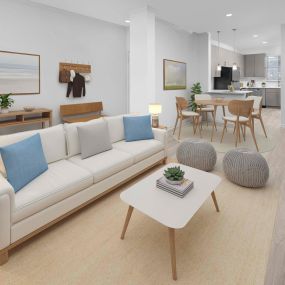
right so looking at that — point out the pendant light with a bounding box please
[232,28,238,70]
[216,31,222,76]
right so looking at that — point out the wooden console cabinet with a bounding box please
[0,108,52,130]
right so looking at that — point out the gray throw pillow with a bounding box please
[77,121,112,159]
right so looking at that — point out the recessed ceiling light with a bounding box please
[125,20,131,23]
[226,13,233,17]
[253,34,259,38]
[262,41,268,44]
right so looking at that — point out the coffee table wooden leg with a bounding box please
[121,206,134,240]
[211,191,220,212]
[168,227,177,280]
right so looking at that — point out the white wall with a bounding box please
[0,0,128,134]
[155,20,209,127]
[281,24,285,127]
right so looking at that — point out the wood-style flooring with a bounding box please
[264,108,285,285]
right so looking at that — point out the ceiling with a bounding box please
[30,0,284,54]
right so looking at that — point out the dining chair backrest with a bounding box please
[195,94,211,101]
[247,95,262,111]
[176,97,188,111]
[228,100,254,118]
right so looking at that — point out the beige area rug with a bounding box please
[173,122,278,153]
[0,154,280,285]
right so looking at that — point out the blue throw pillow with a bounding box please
[0,134,48,193]
[123,115,154,142]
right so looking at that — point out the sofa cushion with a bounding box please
[104,115,125,143]
[123,115,154,142]
[77,121,112,159]
[0,134,48,193]
[69,149,134,183]
[113,139,164,163]
[13,160,93,223]
[0,124,66,177]
[64,118,104,157]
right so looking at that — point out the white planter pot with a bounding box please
[165,178,184,185]
[1,108,9,114]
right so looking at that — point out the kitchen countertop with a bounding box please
[207,90,253,95]
[241,87,281,89]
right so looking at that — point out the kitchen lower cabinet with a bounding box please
[266,88,281,107]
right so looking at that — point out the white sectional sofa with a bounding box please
[0,115,167,264]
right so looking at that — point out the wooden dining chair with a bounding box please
[247,95,267,138]
[220,100,259,151]
[173,97,201,140]
[195,94,217,129]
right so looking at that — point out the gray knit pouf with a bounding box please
[223,148,269,188]
[176,139,217,171]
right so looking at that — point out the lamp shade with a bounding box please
[148,104,162,115]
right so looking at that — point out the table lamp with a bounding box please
[148,103,162,128]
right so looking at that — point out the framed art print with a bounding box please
[0,50,40,95]
[163,59,186,90]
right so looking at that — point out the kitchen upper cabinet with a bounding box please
[254,54,266,77]
[244,53,265,77]
[244,55,255,77]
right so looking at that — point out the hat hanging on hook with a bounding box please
[70,70,76,82]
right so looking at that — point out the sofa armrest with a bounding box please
[0,174,14,250]
[0,173,15,208]
[152,128,167,147]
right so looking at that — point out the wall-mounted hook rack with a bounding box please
[59,62,91,73]
[59,62,92,83]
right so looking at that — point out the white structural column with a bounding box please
[196,32,211,92]
[281,24,285,127]
[129,7,156,113]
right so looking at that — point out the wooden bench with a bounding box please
[60,102,103,123]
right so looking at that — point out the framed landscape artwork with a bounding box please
[163,59,186,90]
[0,50,40,95]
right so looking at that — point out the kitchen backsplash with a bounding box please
[240,78,280,88]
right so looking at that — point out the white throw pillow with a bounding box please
[104,115,125,143]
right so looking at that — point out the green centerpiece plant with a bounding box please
[0,94,14,113]
[189,82,202,111]
[164,166,185,185]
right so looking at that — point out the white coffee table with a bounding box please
[120,163,221,280]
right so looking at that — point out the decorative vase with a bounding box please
[166,178,184,185]
[1,108,9,114]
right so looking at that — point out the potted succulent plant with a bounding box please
[0,93,14,113]
[163,166,185,185]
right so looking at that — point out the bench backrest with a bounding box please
[60,102,103,123]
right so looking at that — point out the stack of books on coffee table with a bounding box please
[156,177,194,198]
